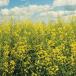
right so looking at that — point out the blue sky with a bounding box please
[7,0,53,8]
[0,0,76,21]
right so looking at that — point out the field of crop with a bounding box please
[0,18,76,76]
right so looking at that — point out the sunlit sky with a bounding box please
[0,0,76,21]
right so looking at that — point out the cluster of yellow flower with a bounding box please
[0,19,76,76]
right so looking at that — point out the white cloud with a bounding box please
[53,0,76,7]
[0,0,9,6]
[40,11,63,17]
[1,8,9,16]
[1,5,51,16]
[40,10,76,20]
[50,0,76,19]
[1,4,76,21]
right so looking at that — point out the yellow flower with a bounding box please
[71,42,76,54]
[3,62,8,72]
[48,40,55,47]
[48,65,59,75]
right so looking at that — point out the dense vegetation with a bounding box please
[0,18,76,76]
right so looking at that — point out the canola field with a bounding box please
[0,19,76,76]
